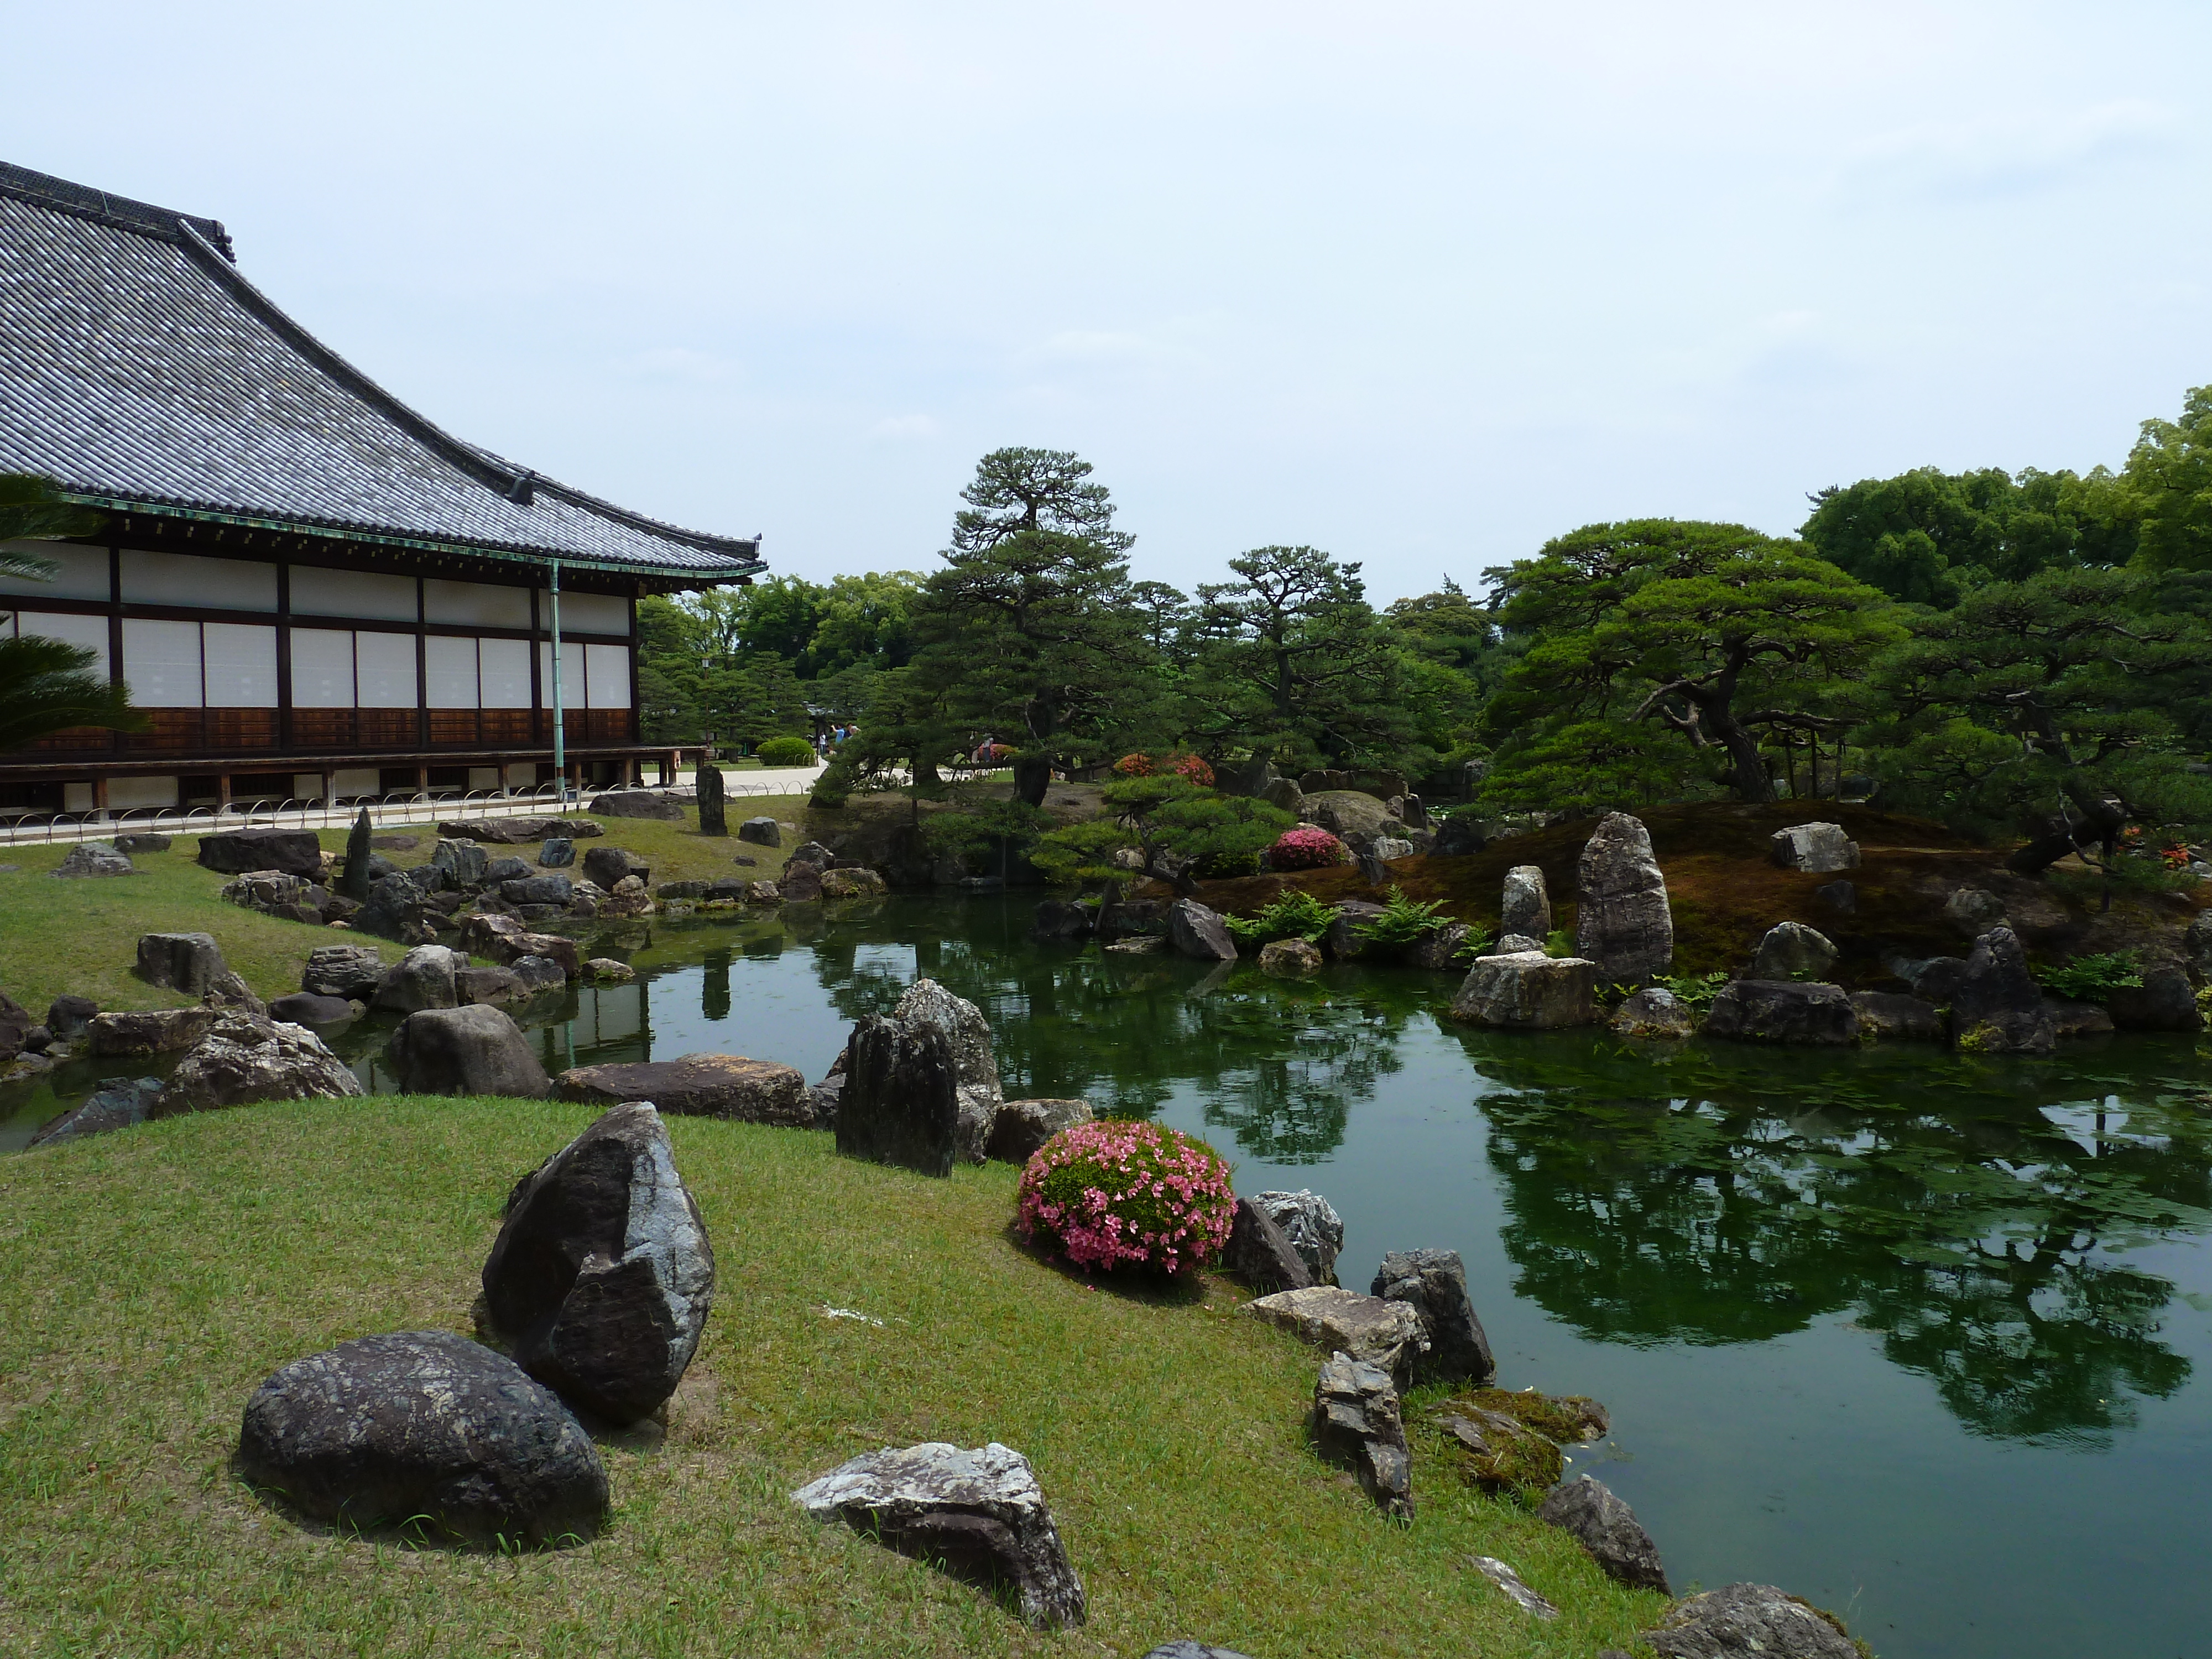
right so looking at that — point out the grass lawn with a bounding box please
[0,796,811,1018]
[0,1100,1668,1658]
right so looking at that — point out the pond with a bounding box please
[7,892,2211,1659]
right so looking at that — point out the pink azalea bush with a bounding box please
[1113,752,1217,786]
[1018,1120,1237,1276]
[1269,825,1349,870]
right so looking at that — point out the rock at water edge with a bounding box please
[1371,1248,1494,1386]
[156,1011,367,1112]
[197,827,323,878]
[373,945,465,1014]
[387,1005,551,1097]
[1449,952,1600,1029]
[1611,985,1694,1040]
[1250,1188,1344,1283]
[553,1053,814,1125]
[891,978,1003,1162]
[1702,980,1860,1046]
[1244,1286,1427,1390]
[1747,921,1838,982]
[1575,812,1672,981]
[1951,926,2055,1053]
[1312,1351,1412,1521]
[791,1442,1086,1630]
[482,1102,716,1424]
[29,1077,164,1147]
[1851,991,1943,1042]
[836,1014,959,1177]
[1258,937,1323,976]
[985,1098,1092,1164]
[1640,1582,1862,1659]
[1223,1197,1313,1295]
[1167,899,1238,962]
[1537,1475,1669,1592]
[237,1329,607,1544]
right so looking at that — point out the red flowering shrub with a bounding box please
[1114,752,1215,786]
[1017,1120,1236,1276]
[1269,826,1349,870]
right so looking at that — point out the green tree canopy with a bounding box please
[1481,519,1906,805]
[2125,384,2212,574]
[1030,775,1293,893]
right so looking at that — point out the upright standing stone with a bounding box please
[1371,1249,1495,1386]
[481,1103,716,1425]
[339,808,374,901]
[135,932,229,997]
[1575,812,1673,982]
[697,766,727,836]
[836,1014,960,1176]
[1500,865,1551,938]
[1747,921,1838,981]
[1951,926,2055,1053]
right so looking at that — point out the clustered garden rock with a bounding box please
[1251,1188,1344,1283]
[1244,1285,1427,1390]
[1312,1350,1412,1520]
[828,979,1002,1175]
[1637,1582,1865,1658]
[156,1010,366,1114]
[1371,1248,1495,1386]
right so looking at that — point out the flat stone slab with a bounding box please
[551,1054,814,1125]
[1244,1286,1426,1386]
[792,1442,1085,1630]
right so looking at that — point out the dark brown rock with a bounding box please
[1372,1248,1494,1387]
[87,1006,218,1057]
[389,1005,551,1097]
[1703,980,1859,1045]
[984,1098,1093,1164]
[1223,1197,1313,1294]
[834,1014,959,1177]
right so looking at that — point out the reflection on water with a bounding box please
[6,892,2211,1658]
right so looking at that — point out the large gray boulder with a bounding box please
[581,846,648,890]
[482,1102,716,1425]
[836,1014,959,1176]
[791,1442,1086,1630]
[1223,1197,1313,1294]
[737,816,782,848]
[373,945,465,1014]
[1951,926,2054,1053]
[1575,812,1673,981]
[197,827,322,878]
[387,1005,550,1097]
[1312,1351,1412,1521]
[1747,921,1838,982]
[1500,864,1551,938]
[1371,1248,1494,1387]
[87,1006,217,1057]
[236,1330,607,1544]
[501,874,573,906]
[553,1054,815,1125]
[135,932,229,997]
[1703,981,1860,1045]
[1167,899,1238,963]
[1245,1287,1428,1391]
[984,1098,1092,1164]
[53,841,133,878]
[430,838,490,890]
[2106,963,2206,1033]
[29,1077,164,1148]
[1539,1476,1668,1592]
[156,1010,367,1113]
[1251,1188,1344,1284]
[357,868,435,941]
[891,979,1003,1162]
[1769,822,1860,874]
[302,943,388,1000]
[1639,1582,1863,1658]
[1449,951,1601,1029]
[442,816,602,845]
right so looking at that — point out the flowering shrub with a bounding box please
[1018,1120,1236,1276]
[1269,826,1349,870]
[1114,752,1216,786]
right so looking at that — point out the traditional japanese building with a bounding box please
[0,160,763,818]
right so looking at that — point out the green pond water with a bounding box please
[7,892,2211,1658]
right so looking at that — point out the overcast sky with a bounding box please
[10,2,2209,603]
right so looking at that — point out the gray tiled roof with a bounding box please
[0,162,763,582]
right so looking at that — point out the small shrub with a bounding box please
[1451,924,1495,963]
[1115,753,1215,786]
[1353,886,1454,948]
[2032,951,2145,1003]
[1196,845,1260,879]
[1226,888,1338,945]
[1269,826,1349,870]
[754,735,815,766]
[1017,1120,1237,1276]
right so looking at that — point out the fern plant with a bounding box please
[1225,888,1337,945]
[1353,886,1454,948]
[2031,951,2145,1003]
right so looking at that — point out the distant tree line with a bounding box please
[629,385,2212,867]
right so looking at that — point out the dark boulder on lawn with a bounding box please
[588,790,685,821]
[501,874,573,907]
[482,1102,715,1425]
[1371,1248,1495,1387]
[1311,1351,1412,1521]
[135,932,231,997]
[156,1010,367,1113]
[1538,1475,1669,1592]
[1222,1197,1312,1295]
[1950,926,2054,1054]
[1167,899,1238,963]
[1639,1582,1863,1658]
[113,832,171,855]
[44,994,98,1043]
[443,816,602,845]
[197,827,322,878]
[267,992,358,1026]
[388,1005,550,1097]
[581,846,648,890]
[835,1014,959,1177]
[539,836,575,868]
[890,978,1003,1163]
[737,816,781,847]
[791,1442,1086,1630]
[301,944,387,1001]
[1703,980,1860,1045]
[237,1329,607,1545]
[29,1077,164,1148]
[0,990,34,1061]
[552,1053,813,1124]
[87,1006,217,1057]
[984,1098,1093,1164]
